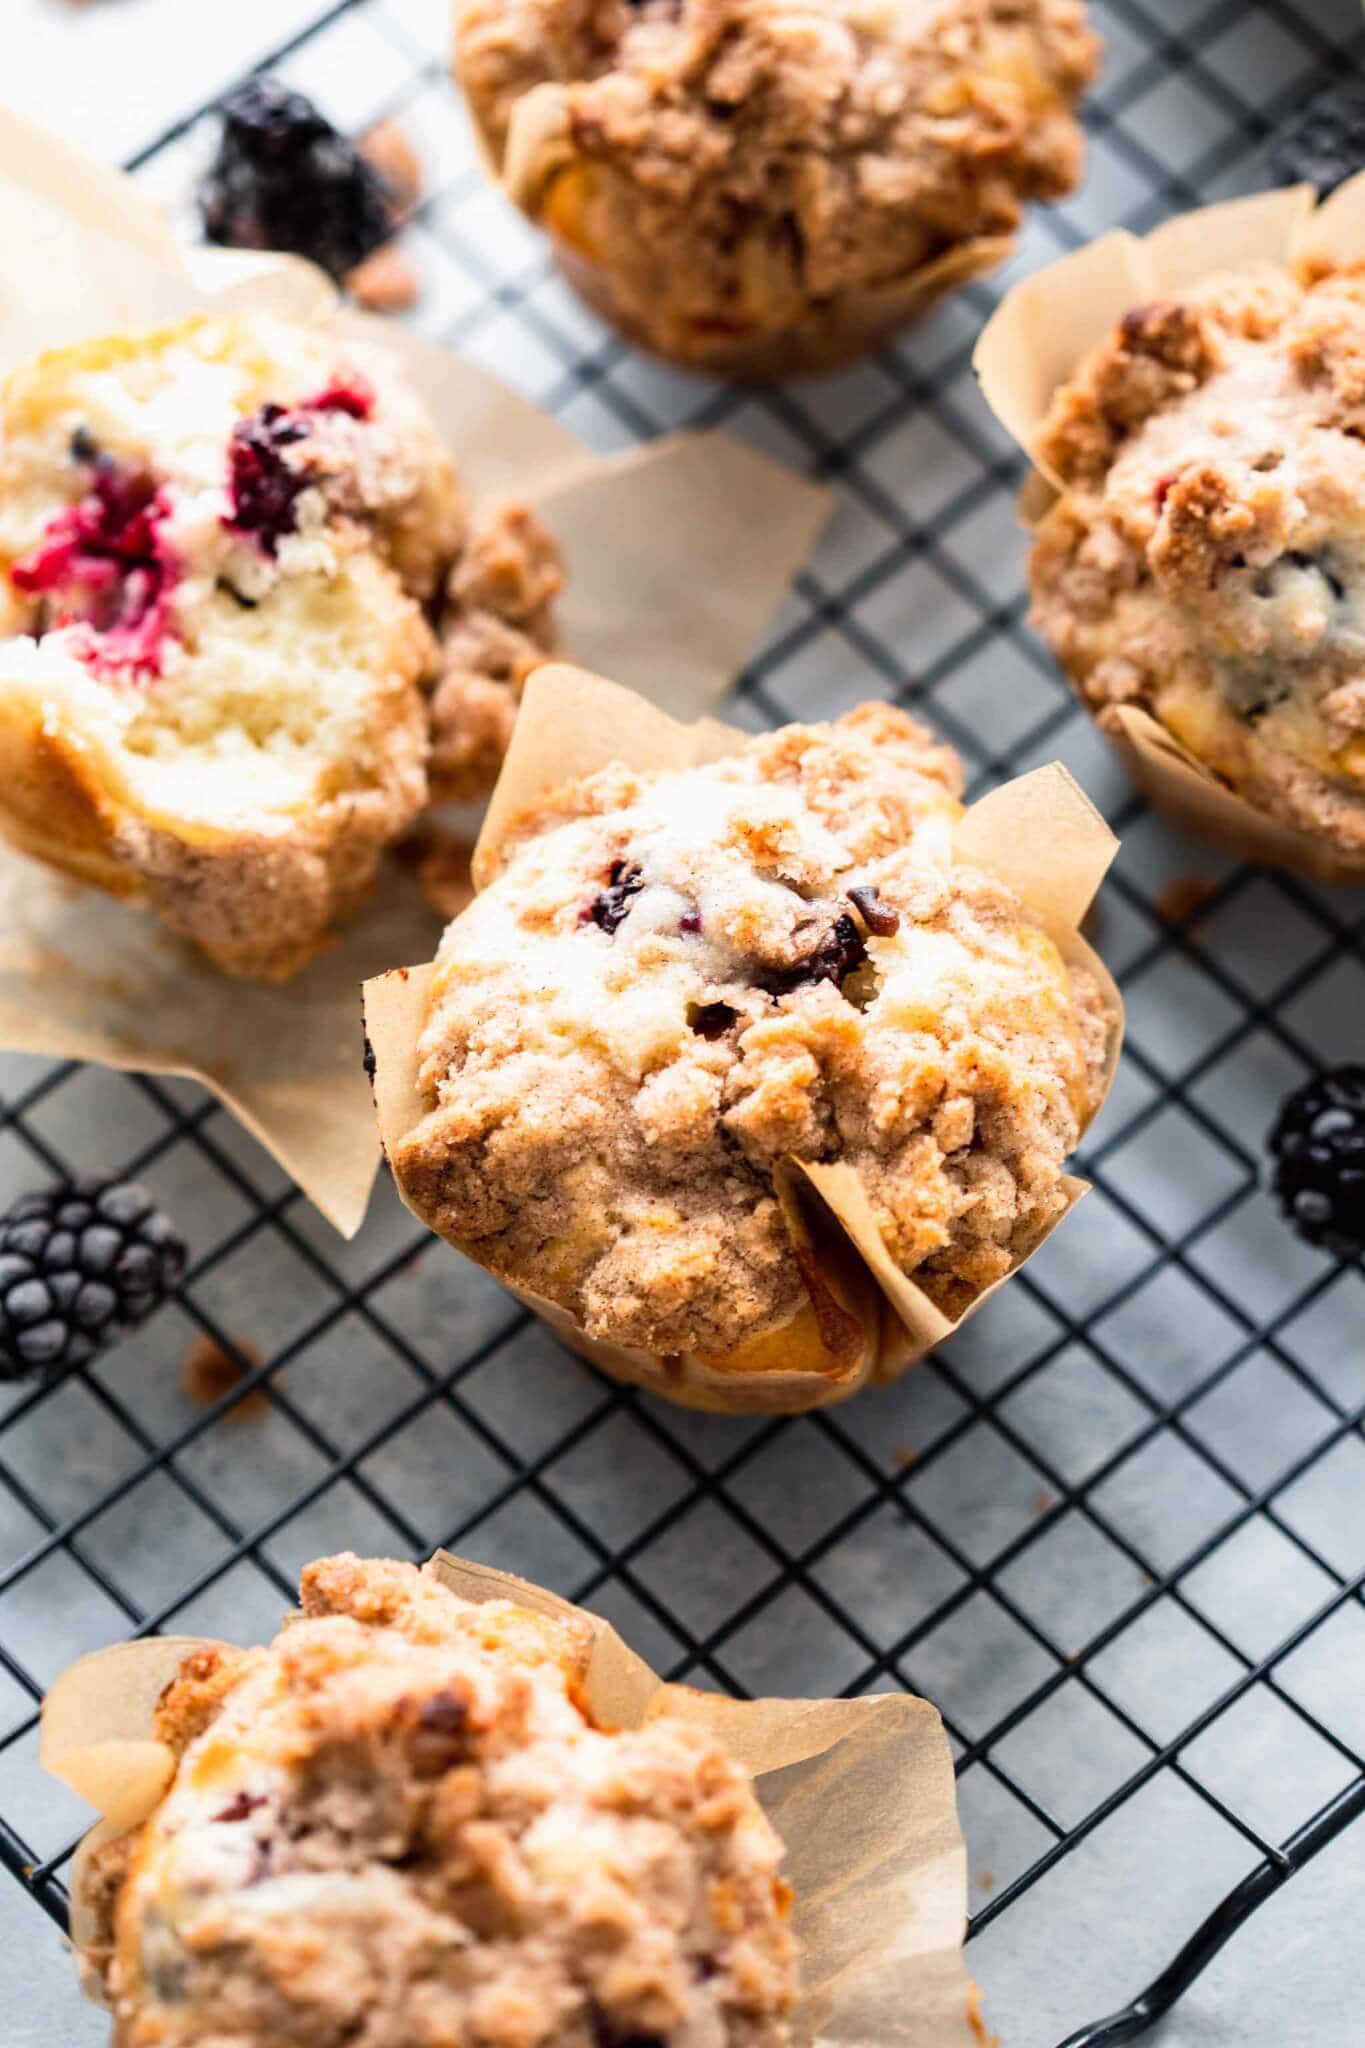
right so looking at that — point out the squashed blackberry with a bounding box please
[199,79,396,283]
[1268,80,1365,198]
[0,1177,187,1380]
[1269,1066,1365,1258]
[225,403,312,554]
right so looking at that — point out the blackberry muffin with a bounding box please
[1029,263,1365,863]
[78,1553,798,2048]
[455,0,1100,377]
[0,312,463,977]
[388,702,1113,1393]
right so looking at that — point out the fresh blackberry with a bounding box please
[198,78,396,283]
[1267,80,1365,198]
[1268,1066,1365,1259]
[0,1177,186,1381]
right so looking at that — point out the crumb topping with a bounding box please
[1030,261,1365,850]
[457,0,1098,358]
[430,501,564,800]
[84,1554,796,2048]
[393,705,1111,1355]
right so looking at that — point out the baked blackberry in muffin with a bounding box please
[455,0,1100,376]
[390,703,1113,1365]
[1030,264,1365,860]
[0,313,467,978]
[79,1553,798,2048]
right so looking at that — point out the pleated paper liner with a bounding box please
[364,664,1124,1416]
[484,79,1012,379]
[974,173,1365,882]
[42,1550,988,2046]
[0,111,829,1236]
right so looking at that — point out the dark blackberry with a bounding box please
[198,78,396,283]
[582,861,645,935]
[225,403,312,554]
[0,1177,187,1381]
[1267,80,1365,198]
[1268,1066,1365,1259]
[769,911,868,994]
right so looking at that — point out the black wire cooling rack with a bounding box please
[1,2,1364,2043]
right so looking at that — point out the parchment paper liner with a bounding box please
[364,665,1123,1415]
[43,1551,985,2045]
[0,113,829,1236]
[482,80,1012,379]
[974,174,1365,881]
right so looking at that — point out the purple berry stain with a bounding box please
[11,446,179,680]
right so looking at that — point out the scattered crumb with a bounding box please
[1032,1489,1058,1514]
[975,1867,995,1895]
[1156,875,1216,925]
[361,119,423,215]
[893,1443,916,1471]
[397,828,477,920]
[347,241,421,311]
[966,1986,999,2048]
[183,1334,267,1421]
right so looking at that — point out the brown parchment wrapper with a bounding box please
[485,80,1013,380]
[364,665,1123,1415]
[42,1552,985,2045]
[973,174,1365,881]
[0,114,829,1236]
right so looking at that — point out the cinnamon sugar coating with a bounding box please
[83,1554,797,2048]
[456,0,1099,372]
[1031,261,1365,854]
[393,706,1111,1357]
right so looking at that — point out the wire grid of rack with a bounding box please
[2,1,1364,2042]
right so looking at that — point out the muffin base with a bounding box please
[552,235,1014,381]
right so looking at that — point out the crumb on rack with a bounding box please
[347,242,421,311]
[395,827,476,920]
[1156,876,1217,925]
[361,120,423,215]
[183,1333,267,1420]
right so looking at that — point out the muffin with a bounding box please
[0,312,465,977]
[385,697,1114,1399]
[454,0,1101,377]
[77,1553,798,2048]
[1027,263,1365,865]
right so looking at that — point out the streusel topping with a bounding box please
[458,0,1099,358]
[85,1554,797,2048]
[1031,262,1365,851]
[393,705,1111,1356]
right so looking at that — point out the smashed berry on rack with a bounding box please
[198,78,398,282]
[1269,1065,1365,1259]
[0,1177,186,1380]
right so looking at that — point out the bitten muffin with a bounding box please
[391,705,1112,1360]
[0,313,464,977]
[80,1554,798,2048]
[1030,263,1365,859]
[455,0,1100,376]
